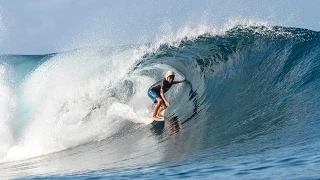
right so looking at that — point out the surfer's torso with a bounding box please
[149,78,172,94]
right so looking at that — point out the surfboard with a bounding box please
[145,109,165,125]
[145,117,164,125]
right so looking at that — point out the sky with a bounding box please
[0,0,319,54]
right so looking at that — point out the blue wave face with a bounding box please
[1,26,320,179]
[136,25,320,156]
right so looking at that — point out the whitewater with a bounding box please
[1,21,320,179]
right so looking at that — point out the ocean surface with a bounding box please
[0,25,320,179]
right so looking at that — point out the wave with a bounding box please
[135,25,320,156]
[0,24,320,169]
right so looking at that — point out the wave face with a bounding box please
[1,26,320,179]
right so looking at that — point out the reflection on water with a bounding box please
[150,116,181,136]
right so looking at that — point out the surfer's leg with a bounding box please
[148,90,164,120]
[152,97,163,120]
[157,105,166,117]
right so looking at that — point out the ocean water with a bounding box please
[0,24,320,179]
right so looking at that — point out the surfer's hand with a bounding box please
[165,101,170,107]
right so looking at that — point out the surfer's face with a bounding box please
[167,75,174,83]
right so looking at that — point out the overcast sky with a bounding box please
[0,0,319,54]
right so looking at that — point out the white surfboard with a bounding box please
[145,117,164,125]
[145,109,165,125]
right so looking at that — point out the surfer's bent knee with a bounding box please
[156,97,163,104]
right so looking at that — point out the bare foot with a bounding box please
[152,116,162,120]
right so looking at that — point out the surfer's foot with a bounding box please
[152,116,162,120]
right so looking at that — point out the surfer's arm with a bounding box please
[160,88,170,106]
[172,79,185,84]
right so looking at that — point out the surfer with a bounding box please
[147,70,185,120]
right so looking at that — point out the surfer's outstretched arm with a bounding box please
[172,79,185,84]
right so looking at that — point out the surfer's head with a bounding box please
[165,70,175,83]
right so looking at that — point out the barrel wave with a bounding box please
[1,25,320,179]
